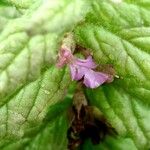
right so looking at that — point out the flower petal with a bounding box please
[76,56,97,69]
[83,70,109,88]
[69,65,85,81]
[56,46,74,68]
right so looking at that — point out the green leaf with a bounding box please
[1,82,75,150]
[81,137,137,150]
[0,6,21,32]
[0,0,89,105]
[0,67,71,148]
[2,110,69,150]
[0,0,89,148]
[0,0,37,9]
[75,0,150,149]
[26,112,69,150]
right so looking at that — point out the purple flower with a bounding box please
[56,47,109,89]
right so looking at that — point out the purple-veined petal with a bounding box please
[76,56,97,69]
[75,66,85,80]
[69,65,85,81]
[83,69,109,88]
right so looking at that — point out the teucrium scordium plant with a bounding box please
[0,0,150,150]
[56,34,114,88]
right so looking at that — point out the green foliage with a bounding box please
[75,0,150,149]
[0,0,150,149]
[0,0,89,149]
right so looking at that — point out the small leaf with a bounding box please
[75,0,150,149]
